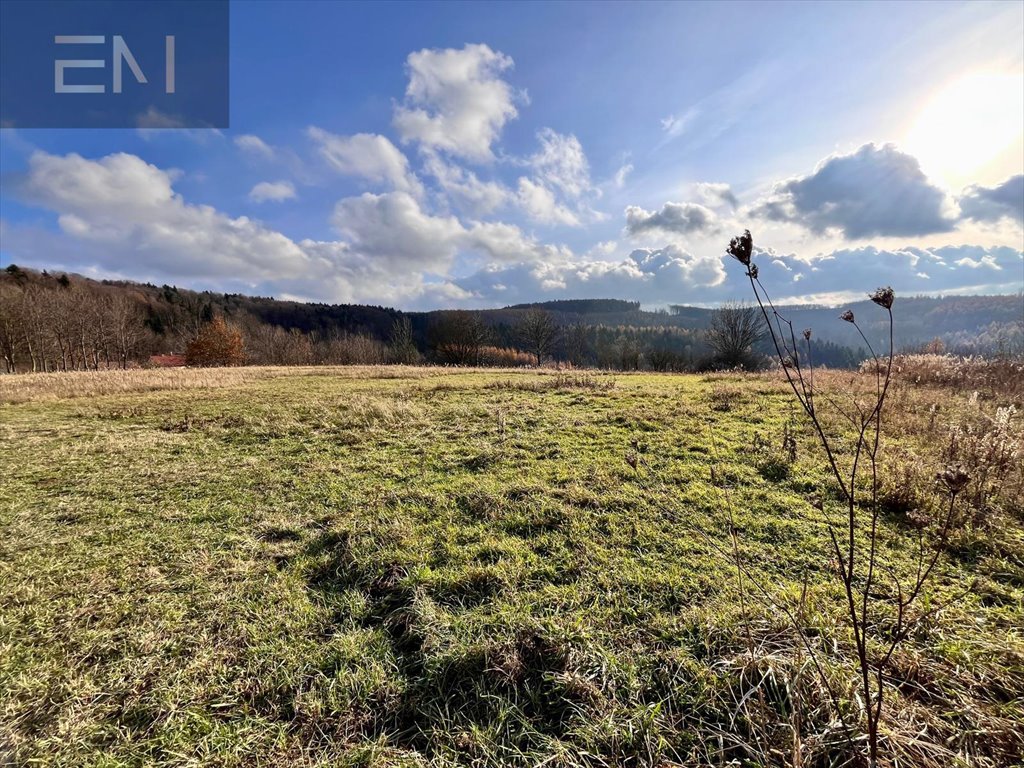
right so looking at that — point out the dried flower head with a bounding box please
[870,286,895,309]
[781,355,795,368]
[803,328,812,341]
[840,310,855,323]
[906,508,931,531]
[936,464,970,495]
[727,230,753,266]
[747,263,759,279]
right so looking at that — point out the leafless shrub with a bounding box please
[708,383,744,412]
[706,301,768,370]
[486,372,615,392]
[943,404,1022,525]
[724,229,968,766]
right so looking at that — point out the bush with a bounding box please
[185,317,245,367]
[479,346,534,367]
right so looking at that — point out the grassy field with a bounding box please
[1,367,1021,767]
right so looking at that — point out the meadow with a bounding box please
[1,366,1021,767]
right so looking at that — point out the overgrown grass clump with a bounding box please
[1,367,1021,767]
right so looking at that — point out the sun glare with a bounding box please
[904,71,1024,185]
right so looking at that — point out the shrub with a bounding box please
[479,346,534,367]
[185,317,245,367]
[944,404,1022,525]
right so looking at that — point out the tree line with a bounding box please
[0,264,910,373]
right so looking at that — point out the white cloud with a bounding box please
[450,242,1021,308]
[751,143,957,238]
[234,134,274,158]
[421,151,511,216]
[624,201,719,236]
[452,243,725,306]
[516,177,580,226]
[7,152,465,305]
[754,244,1022,297]
[528,128,593,199]
[332,189,571,269]
[393,43,520,162]
[17,152,311,282]
[308,128,422,196]
[249,180,296,203]
[613,163,633,189]
[331,191,464,271]
[586,240,618,258]
[464,219,573,264]
[9,150,1021,311]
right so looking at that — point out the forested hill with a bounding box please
[1,264,1021,373]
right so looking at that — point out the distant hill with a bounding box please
[1,263,1021,372]
[504,299,641,315]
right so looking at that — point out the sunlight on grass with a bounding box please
[1,367,1021,766]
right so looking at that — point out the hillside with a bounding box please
[1,264,1021,373]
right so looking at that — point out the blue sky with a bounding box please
[1,0,1022,309]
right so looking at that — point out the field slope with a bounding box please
[1,367,1021,767]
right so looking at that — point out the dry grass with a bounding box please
[0,365,455,404]
[485,372,617,392]
[865,354,1024,398]
[0,366,295,403]
[1,363,1022,767]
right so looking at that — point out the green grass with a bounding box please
[1,368,1021,767]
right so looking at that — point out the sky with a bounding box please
[1,0,1022,310]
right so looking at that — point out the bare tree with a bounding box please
[516,309,559,367]
[614,334,642,370]
[431,311,492,366]
[0,282,24,372]
[388,316,420,364]
[564,323,590,368]
[705,301,767,369]
[107,293,147,368]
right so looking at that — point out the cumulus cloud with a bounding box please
[624,201,718,236]
[7,151,563,306]
[421,151,510,216]
[9,151,1021,310]
[16,152,313,282]
[234,134,274,158]
[958,175,1024,225]
[393,43,520,162]
[452,244,725,306]
[751,143,957,238]
[751,244,1022,298]
[308,128,422,196]
[332,189,571,270]
[450,242,1022,307]
[331,191,464,271]
[516,177,580,226]
[249,180,296,203]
